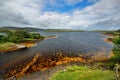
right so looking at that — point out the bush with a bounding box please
[112,37,120,63]
[0,36,8,42]
[30,33,44,39]
[0,35,4,42]
[108,36,120,69]
[113,36,120,45]
[15,30,30,38]
[0,30,44,43]
[7,35,24,43]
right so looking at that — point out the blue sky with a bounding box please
[43,0,96,13]
[0,0,120,30]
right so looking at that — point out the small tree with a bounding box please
[107,36,120,70]
[30,33,43,39]
[112,36,120,56]
[0,35,4,42]
[110,36,120,71]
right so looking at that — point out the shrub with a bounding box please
[30,33,44,39]
[108,36,120,69]
[0,30,44,43]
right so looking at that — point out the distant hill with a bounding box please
[0,27,85,32]
[0,26,44,32]
[44,29,84,32]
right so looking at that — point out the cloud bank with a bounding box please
[0,0,120,30]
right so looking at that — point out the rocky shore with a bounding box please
[2,52,110,79]
[104,34,114,43]
[104,38,113,43]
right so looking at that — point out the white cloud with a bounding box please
[63,0,83,5]
[88,0,100,3]
[0,0,120,30]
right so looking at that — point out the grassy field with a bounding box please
[0,42,15,51]
[50,65,115,80]
[0,42,15,48]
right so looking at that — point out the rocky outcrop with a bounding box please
[16,44,27,49]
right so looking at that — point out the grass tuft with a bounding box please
[50,65,115,80]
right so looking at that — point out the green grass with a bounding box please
[0,42,15,47]
[0,42,15,50]
[23,38,35,41]
[50,65,115,80]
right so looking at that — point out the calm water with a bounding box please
[0,32,113,76]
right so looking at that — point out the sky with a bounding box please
[0,0,120,30]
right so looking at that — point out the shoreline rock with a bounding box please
[19,42,36,48]
[44,35,58,39]
[103,34,114,44]
[16,44,27,49]
[104,38,113,43]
